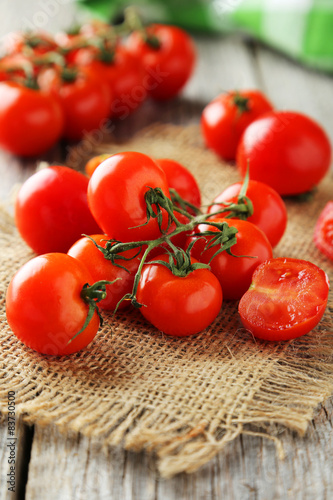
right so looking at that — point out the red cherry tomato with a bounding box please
[6,253,101,355]
[201,90,274,161]
[236,111,332,195]
[87,152,170,242]
[238,258,330,341]
[314,201,333,261]
[126,24,196,100]
[188,218,273,300]
[38,67,111,141]
[136,254,223,336]
[75,46,146,118]
[208,179,287,248]
[15,166,101,254]
[0,81,64,157]
[155,158,201,209]
[68,234,141,310]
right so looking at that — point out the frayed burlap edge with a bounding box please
[1,124,333,478]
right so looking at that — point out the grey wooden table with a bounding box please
[1,1,333,499]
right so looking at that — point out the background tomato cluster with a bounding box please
[0,17,196,156]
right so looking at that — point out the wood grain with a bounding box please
[1,1,333,498]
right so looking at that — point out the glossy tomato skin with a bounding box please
[38,68,111,141]
[0,81,64,156]
[238,258,330,341]
[15,166,101,254]
[201,90,274,161]
[126,24,196,100]
[155,158,201,209]
[314,201,333,261]
[136,254,223,336]
[236,111,332,195]
[4,31,58,56]
[85,154,111,177]
[188,218,273,300]
[208,180,287,248]
[68,234,141,310]
[75,46,146,118]
[87,152,170,242]
[6,253,100,355]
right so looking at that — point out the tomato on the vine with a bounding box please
[136,254,223,336]
[87,152,171,242]
[75,46,146,118]
[126,24,196,100]
[0,81,64,156]
[155,158,201,209]
[4,31,58,56]
[15,166,101,254]
[68,234,141,311]
[238,258,330,341]
[201,90,274,161]
[6,253,102,355]
[188,218,273,300]
[236,111,332,195]
[314,201,333,261]
[38,67,111,141]
[208,179,287,248]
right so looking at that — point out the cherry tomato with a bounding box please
[15,166,101,254]
[188,218,273,300]
[85,154,111,177]
[87,152,170,242]
[136,254,223,336]
[38,67,111,141]
[236,111,332,195]
[238,258,330,341]
[126,24,196,100]
[75,46,146,118]
[68,234,141,310]
[314,201,333,261]
[6,253,101,355]
[0,81,64,157]
[201,90,274,161]
[155,158,201,209]
[208,180,287,247]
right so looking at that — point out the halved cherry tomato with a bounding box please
[15,165,101,254]
[126,24,196,100]
[87,152,170,242]
[236,111,332,195]
[136,254,223,336]
[155,158,201,209]
[208,179,287,248]
[238,258,330,341]
[314,201,333,261]
[6,253,101,355]
[0,81,64,157]
[68,234,141,310]
[201,90,274,161]
[188,218,273,300]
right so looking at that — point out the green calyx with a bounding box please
[233,93,250,114]
[67,279,119,345]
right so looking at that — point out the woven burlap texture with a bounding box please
[1,124,333,478]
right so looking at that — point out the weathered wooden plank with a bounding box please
[0,415,33,500]
[254,44,333,145]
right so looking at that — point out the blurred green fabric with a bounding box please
[78,0,333,73]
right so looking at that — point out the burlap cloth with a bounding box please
[1,124,333,478]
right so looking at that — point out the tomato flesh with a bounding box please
[314,201,333,261]
[238,258,330,341]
